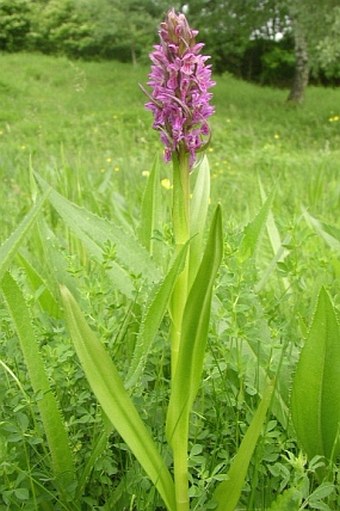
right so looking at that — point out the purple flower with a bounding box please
[144,9,215,168]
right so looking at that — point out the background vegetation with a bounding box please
[0,0,340,87]
[0,51,339,509]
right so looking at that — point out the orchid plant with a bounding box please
[59,11,273,511]
[9,8,340,511]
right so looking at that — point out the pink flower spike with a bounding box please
[144,9,215,168]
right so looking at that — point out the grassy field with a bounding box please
[0,52,339,510]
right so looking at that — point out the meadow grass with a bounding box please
[0,52,339,510]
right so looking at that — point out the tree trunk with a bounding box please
[287,17,309,103]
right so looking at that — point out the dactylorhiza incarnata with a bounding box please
[144,9,215,169]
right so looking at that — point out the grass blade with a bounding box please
[17,251,60,318]
[0,272,76,496]
[213,383,274,511]
[303,208,340,252]
[60,286,176,511]
[258,178,290,292]
[139,155,161,256]
[0,190,49,282]
[291,287,340,461]
[239,191,274,261]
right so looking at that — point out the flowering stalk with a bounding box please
[170,148,190,376]
[144,8,215,373]
[145,9,215,510]
[145,9,215,168]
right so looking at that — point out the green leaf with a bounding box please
[17,251,60,318]
[189,155,210,287]
[0,190,49,283]
[0,272,75,495]
[60,286,176,511]
[37,220,80,299]
[213,383,274,511]
[36,175,161,297]
[166,205,223,443]
[258,178,290,292]
[76,411,113,500]
[303,209,340,252]
[239,191,274,261]
[139,155,161,256]
[126,242,189,388]
[267,487,302,511]
[291,288,340,461]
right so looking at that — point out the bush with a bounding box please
[0,0,31,51]
[29,0,97,57]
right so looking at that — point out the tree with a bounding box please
[314,6,340,83]
[187,0,340,101]
[92,0,168,63]
[286,5,309,103]
[284,0,340,102]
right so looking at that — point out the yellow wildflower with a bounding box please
[161,178,172,190]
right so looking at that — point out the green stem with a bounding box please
[172,419,190,511]
[170,148,191,511]
[171,149,190,377]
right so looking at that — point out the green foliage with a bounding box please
[0,54,339,509]
[0,191,49,283]
[189,155,211,287]
[316,7,340,79]
[1,0,340,82]
[29,0,96,57]
[138,155,161,255]
[291,288,340,463]
[37,175,161,298]
[239,190,274,262]
[166,205,223,444]
[0,0,31,51]
[213,383,274,511]
[126,242,189,388]
[1,272,76,500]
[60,285,176,511]
[92,0,159,63]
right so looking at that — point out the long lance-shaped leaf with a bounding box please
[36,175,161,294]
[303,208,340,252]
[139,155,161,256]
[238,191,274,262]
[0,190,49,282]
[0,272,76,495]
[17,251,60,318]
[291,288,340,462]
[60,286,176,511]
[166,205,223,443]
[189,155,210,288]
[213,383,274,511]
[126,242,189,388]
[258,178,290,292]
